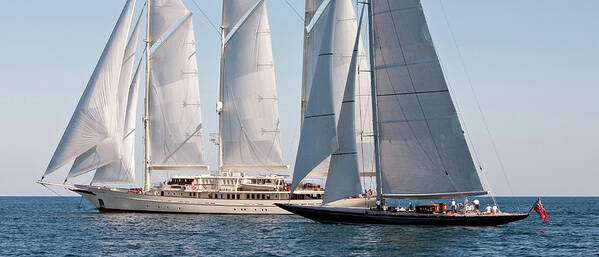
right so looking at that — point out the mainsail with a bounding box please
[44,0,137,177]
[370,0,485,198]
[149,14,207,170]
[220,0,286,170]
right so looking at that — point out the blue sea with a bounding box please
[0,197,597,256]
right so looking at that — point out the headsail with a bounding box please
[297,0,373,178]
[149,15,207,170]
[323,11,365,204]
[370,0,485,198]
[221,0,286,170]
[93,63,142,184]
[45,0,137,177]
[73,9,144,182]
[292,0,359,192]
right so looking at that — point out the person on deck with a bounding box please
[485,204,492,213]
[408,202,414,212]
[376,199,381,210]
[451,199,456,212]
[492,204,500,213]
[473,198,480,213]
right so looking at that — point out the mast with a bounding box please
[217,0,226,176]
[300,1,310,129]
[366,0,383,205]
[143,0,152,192]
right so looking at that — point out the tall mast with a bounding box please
[300,1,311,129]
[217,1,226,176]
[366,0,383,205]
[143,0,152,192]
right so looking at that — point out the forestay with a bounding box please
[221,0,286,170]
[149,15,207,170]
[371,0,485,198]
[44,0,137,177]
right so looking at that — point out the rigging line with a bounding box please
[425,1,497,206]
[190,0,221,38]
[283,0,305,24]
[41,184,63,197]
[438,1,517,208]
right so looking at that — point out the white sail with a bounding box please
[292,0,357,192]
[149,15,207,170]
[222,0,259,37]
[221,0,286,170]
[71,10,143,182]
[305,0,325,24]
[355,38,375,177]
[44,0,137,177]
[150,0,189,45]
[371,0,485,198]
[93,63,141,184]
[301,0,372,177]
[323,20,363,204]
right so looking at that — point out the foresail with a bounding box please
[301,0,373,178]
[371,0,485,197]
[93,63,141,184]
[149,15,207,170]
[222,0,259,37]
[45,0,136,177]
[70,9,143,181]
[221,0,286,170]
[323,17,364,204]
[150,0,189,45]
[292,0,356,192]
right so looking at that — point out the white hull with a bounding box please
[72,185,374,215]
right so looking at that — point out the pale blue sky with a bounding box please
[0,1,597,196]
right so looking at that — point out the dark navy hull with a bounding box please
[276,204,529,226]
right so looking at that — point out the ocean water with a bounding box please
[0,197,597,256]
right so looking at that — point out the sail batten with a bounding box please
[220,0,286,169]
[371,0,484,196]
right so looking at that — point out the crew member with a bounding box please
[451,199,456,212]
[473,198,480,213]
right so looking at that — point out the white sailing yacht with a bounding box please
[278,0,529,225]
[39,0,368,214]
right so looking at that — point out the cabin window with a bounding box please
[251,194,255,199]
[227,194,230,199]
[161,191,164,196]
[246,194,250,199]
[236,194,240,200]
[267,194,271,200]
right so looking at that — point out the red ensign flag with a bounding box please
[533,199,549,222]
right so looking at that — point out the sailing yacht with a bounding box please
[38,0,371,214]
[277,0,529,225]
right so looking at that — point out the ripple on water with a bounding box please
[0,197,598,256]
